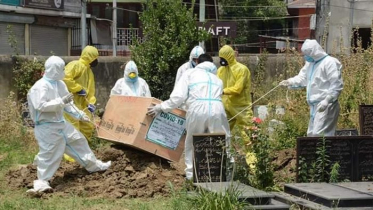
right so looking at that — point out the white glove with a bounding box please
[81,114,91,122]
[279,80,290,86]
[317,95,333,112]
[62,93,74,104]
[147,104,162,116]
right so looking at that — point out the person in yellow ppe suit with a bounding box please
[217,45,252,131]
[63,46,99,143]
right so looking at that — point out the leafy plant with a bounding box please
[131,0,210,100]
[192,185,247,210]
[12,57,45,100]
[329,162,340,183]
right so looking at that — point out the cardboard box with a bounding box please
[97,95,186,162]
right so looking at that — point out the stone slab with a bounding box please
[273,192,373,210]
[284,183,373,208]
[335,182,373,195]
[194,182,274,205]
[246,199,290,210]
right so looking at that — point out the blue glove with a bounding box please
[88,104,96,113]
[77,89,87,96]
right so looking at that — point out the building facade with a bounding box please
[316,0,373,53]
[0,0,83,56]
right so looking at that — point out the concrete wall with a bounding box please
[0,54,293,109]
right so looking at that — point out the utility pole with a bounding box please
[199,0,205,50]
[113,0,117,57]
[81,0,87,50]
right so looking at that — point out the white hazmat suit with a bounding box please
[174,46,205,87]
[280,39,343,136]
[149,61,230,180]
[110,60,151,97]
[27,56,111,193]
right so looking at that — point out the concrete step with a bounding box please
[284,183,373,208]
[335,182,373,195]
[246,199,290,210]
[194,182,274,205]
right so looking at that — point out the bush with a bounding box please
[131,0,209,100]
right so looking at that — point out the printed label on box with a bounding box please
[146,112,186,150]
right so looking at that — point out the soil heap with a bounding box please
[6,145,186,198]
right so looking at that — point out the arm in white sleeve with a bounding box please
[110,79,123,96]
[59,83,85,120]
[29,86,64,113]
[324,59,343,102]
[287,62,309,88]
[161,74,189,113]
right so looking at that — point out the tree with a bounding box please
[218,0,288,53]
[131,0,209,100]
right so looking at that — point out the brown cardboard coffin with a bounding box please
[97,95,186,162]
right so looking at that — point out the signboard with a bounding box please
[23,0,64,10]
[197,21,237,38]
[0,0,20,6]
[359,105,373,135]
[297,136,373,182]
[146,112,186,150]
[193,133,227,183]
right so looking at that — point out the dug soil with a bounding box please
[6,145,186,198]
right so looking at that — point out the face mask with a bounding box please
[90,59,98,67]
[128,72,137,79]
[191,60,197,68]
[304,55,315,63]
[220,58,228,66]
[125,74,138,83]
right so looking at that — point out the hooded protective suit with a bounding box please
[27,56,111,193]
[63,46,98,141]
[285,39,343,136]
[158,61,230,180]
[110,60,151,97]
[217,45,252,130]
[174,46,205,87]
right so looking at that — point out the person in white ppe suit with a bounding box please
[280,39,343,136]
[174,46,205,87]
[27,56,111,194]
[110,60,151,97]
[148,54,230,180]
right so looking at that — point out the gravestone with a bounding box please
[359,105,373,135]
[296,136,373,182]
[193,133,226,183]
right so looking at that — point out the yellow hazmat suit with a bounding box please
[63,46,98,141]
[217,45,252,130]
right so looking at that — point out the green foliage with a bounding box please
[314,137,331,182]
[329,162,340,183]
[6,25,19,55]
[219,0,287,46]
[131,0,209,100]
[12,57,45,100]
[232,118,275,190]
[192,186,247,210]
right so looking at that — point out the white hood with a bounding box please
[123,60,138,78]
[44,56,65,81]
[196,61,217,75]
[301,39,328,61]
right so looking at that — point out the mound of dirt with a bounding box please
[6,145,186,198]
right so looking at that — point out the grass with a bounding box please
[0,135,195,210]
